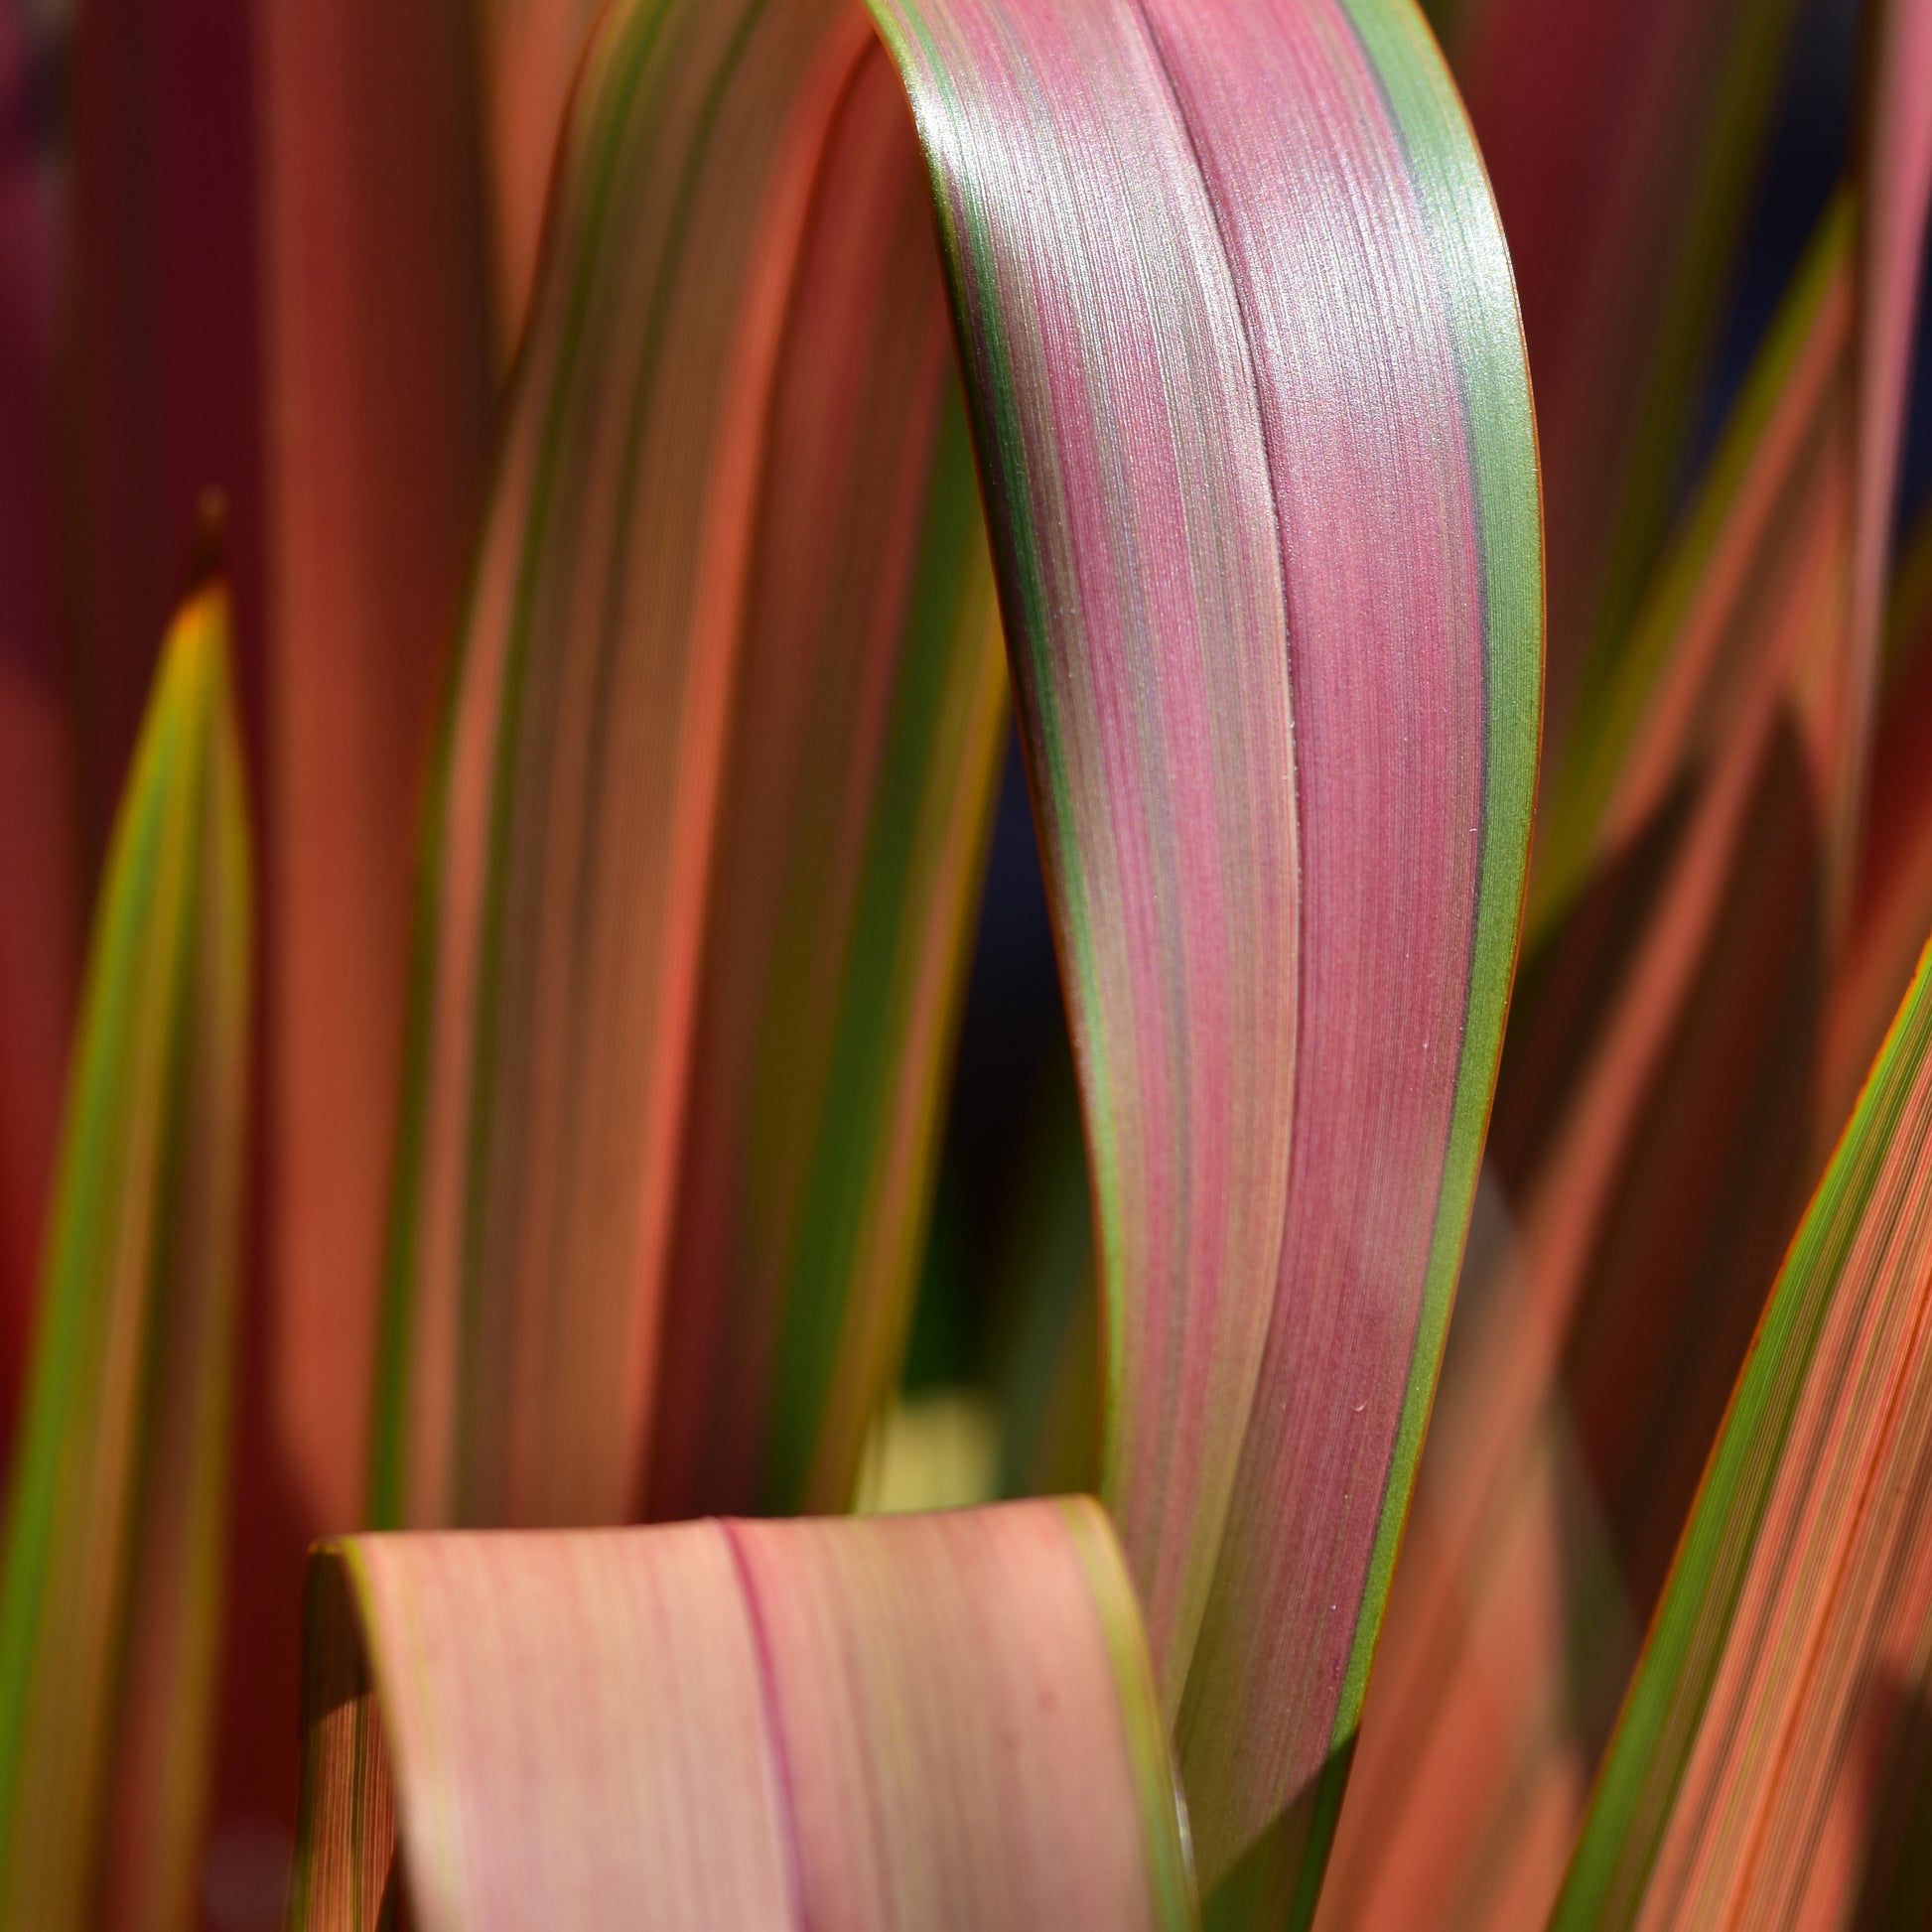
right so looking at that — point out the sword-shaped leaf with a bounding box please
[370,0,1011,1533]
[1121,4,1538,1916]
[0,588,250,1932]
[1557,924,1932,1927]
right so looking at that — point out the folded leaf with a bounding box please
[371,0,1299,1555]
[1122,4,1538,1915]
[0,588,250,1932]
[876,0,1304,1733]
[372,0,1013,1537]
[373,0,893,1529]
[1557,925,1932,1927]
[288,1499,1194,1929]
[372,18,1536,1929]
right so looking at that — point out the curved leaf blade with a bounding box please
[1320,202,1860,1932]
[372,20,1538,1928]
[288,1500,1194,1929]
[1107,2,1539,1913]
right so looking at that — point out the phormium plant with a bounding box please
[0,0,1925,1926]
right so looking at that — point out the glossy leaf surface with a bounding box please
[370,14,1537,1926]
[1321,212,1849,1932]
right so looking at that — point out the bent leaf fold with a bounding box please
[288,1499,1194,1929]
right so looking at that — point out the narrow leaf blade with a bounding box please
[1557,929,1932,1927]
[0,588,251,1932]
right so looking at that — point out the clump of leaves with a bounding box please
[0,0,1925,1927]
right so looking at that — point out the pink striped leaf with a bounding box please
[370,9,1538,1925]
[1319,14,1932,1911]
[287,1500,1193,1929]
[369,1,1010,1533]
[1129,3,1538,1913]
[0,589,250,1932]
